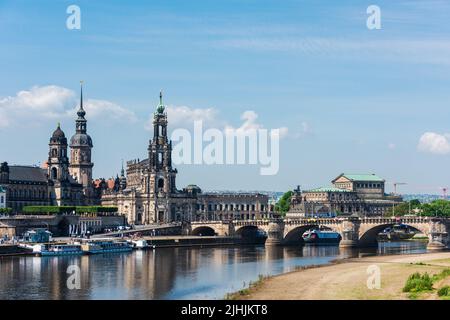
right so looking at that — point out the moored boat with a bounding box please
[302,228,341,244]
[129,239,149,249]
[80,240,132,254]
[32,243,83,256]
[377,224,416,241]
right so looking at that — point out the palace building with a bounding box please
[101,93,273,224]
[287,173,403,217]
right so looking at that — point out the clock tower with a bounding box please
[69,81,94,201]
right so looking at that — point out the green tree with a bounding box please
[275,191,293,216]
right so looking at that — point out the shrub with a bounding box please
[438,286,450,297]
[403,272,433,292]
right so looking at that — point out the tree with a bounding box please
[275,191,293,216]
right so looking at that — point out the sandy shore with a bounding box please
[232,252,450,300]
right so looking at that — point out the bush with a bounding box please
[0,207,12,214]
[402,272,433,292]
[22,206,118,215]
[438,286,450,297]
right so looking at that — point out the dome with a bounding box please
[52,125,65,139]
[70,133,93,147]
[50,124,67,144]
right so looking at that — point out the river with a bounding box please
[0,241,427,300]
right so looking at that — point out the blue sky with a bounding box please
[1,0,450,194]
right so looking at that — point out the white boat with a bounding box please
[32,243,83,256]
[302,228,341,244]
[129,239,149,249]
[81,240,132,254]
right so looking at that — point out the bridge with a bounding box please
[184,216,450,250]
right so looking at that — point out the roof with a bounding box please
[305,186,351,193]
[9,166,48,183]
[334,173,385,182]
[0,185,6,193]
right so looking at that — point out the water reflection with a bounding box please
[0,241,427,300]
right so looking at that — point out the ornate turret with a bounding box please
[48,123,69,181]
[69,81,94,201]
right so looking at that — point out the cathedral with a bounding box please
[101,93,273,224]
[0,83,97,212]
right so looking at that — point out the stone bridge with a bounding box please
[185,216,450,250]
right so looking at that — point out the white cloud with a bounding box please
[388,143,396,150]
[417,132,450,155]
[167,105,223,129]
[0,85,136,128]
[225,110,289,138]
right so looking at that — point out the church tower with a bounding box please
[69,81,94,202]
[146,92,178,223]
[48,123,72,205]
[48,123,70,182]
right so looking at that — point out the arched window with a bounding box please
[52,167,58,180]
[158,178,164,189]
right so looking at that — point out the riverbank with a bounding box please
[229,251,450,300]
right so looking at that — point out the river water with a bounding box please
[0,241,427,300]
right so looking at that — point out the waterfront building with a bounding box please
[287,174,403,217]
[101,93,274,224]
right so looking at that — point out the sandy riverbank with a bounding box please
[230,251,450,300]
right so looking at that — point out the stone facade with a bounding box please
[288,173,403,217]
[101,93,274,224]
[0,185,6,209]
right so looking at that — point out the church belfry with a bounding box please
[148,91,176,194]
[48,123,70,182]
[69,81,94,200]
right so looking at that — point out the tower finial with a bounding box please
[57,121,60,128]
[121,159,124,176]
[77,81,86,118]
[80,80,84,110]
[156,90,165,114]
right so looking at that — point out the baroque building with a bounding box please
[101,93,273,224]
[0,84,97,213]
[287,173,403,217]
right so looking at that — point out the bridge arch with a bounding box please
[191,226,217,236]
[283,224,337,245]
[358,223,425,247]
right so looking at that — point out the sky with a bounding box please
[1,0,450,194]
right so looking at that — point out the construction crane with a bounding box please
[393,182,407,195]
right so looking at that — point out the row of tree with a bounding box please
[386,199,450,217]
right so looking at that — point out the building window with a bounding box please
[0,196,3,204]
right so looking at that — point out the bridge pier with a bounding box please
[265,222,283,246]
[426,219,449,250]
[339,217,360,248]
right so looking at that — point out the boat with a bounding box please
[128,239,149,249]
[80,240,133,254]
[302,227,341,244]
[377,224,416,241]
[32,243,83,256]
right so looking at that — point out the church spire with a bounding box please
[77,81,86,119]
[121,159,125,177]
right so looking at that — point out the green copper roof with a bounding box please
[0,185,6,193]
[341,174,384,182]
[156,91,165,114]
[305,186,351,193]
